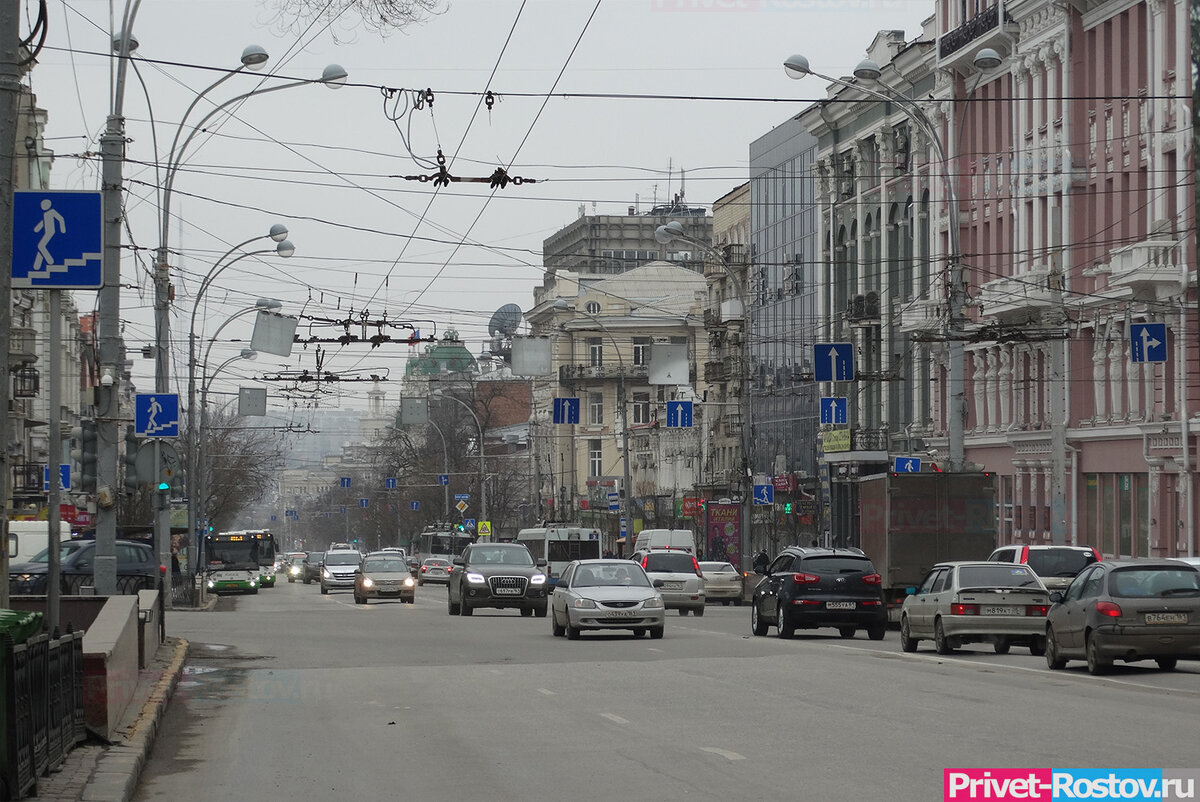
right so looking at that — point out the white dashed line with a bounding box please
[599,713,629,725]
[699,747,745,761]
[537,688,556,696]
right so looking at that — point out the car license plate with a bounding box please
[605,611,638,618]
[1145,612,1187,625]
[494,587,521,595]
[663,582,683,590]
[826,601,856,610]
[982,606,1020,615]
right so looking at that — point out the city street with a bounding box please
[135,580,1200,801]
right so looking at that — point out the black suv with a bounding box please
[448,543,549,617]
[750,547,887,640]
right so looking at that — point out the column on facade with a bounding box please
[1011,61,1028,271]
[1029,52,1045,273]
[985,348,999,433]
[1091,325,1108,422]
[998,347,1013,428]
[970,351,986,432]
[1106,330,1124,419]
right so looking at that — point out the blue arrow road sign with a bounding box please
[135,394,180,437]
[813,343,855,382]
[666,400,693,428]
[385,477,397,489]
[340,477,352,488]
[270,515,277,522]
[12,191,104,289]
[43,464,70,492]
[893,457,922,473]
[753,484,774,505]
[439,474,450,486]
[820,397,848,425]
[1129,322,1167,363]
[410,501,420,511]
[360,498,369,508]
[553,397,580,424]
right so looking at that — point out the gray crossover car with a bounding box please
[634,549,705,616]
[551,559,666,640]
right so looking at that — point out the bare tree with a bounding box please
[201,410,287,532]
[263,0,444,39]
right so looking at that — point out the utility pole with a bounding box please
[0,4,21,608]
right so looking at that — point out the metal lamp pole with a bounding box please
[427,419,451,519]
[431,392,487,524]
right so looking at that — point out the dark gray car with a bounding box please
[448,543,549,617]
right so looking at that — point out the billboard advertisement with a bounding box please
[705,502,742,569]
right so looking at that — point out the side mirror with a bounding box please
[354,569,361,575]
[754,566,766,575]
[453,557,464,567]
[536,558,548,568]
[1048,591,1064,604]
[652,579,666,588]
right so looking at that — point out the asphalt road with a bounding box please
[134,577,1200,802]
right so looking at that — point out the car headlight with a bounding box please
[250,580,257,587]
[530,573,547,585]
[362,577,374,588]
[290,566,300,575]
[642,597,664,610]
[322,569,331,579]
[207,580,215,588]
[466,572,486,584]
[404,577,414,587]
[572,598,597,609]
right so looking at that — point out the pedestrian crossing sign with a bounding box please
[477,521,492,537]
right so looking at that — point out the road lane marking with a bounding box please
[699,747,745,761]
[599,713,629,725]
[536,688,556,696]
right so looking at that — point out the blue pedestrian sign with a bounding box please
[552,397,581,425]
[666,400,693,428]
[12,191,103,289]
[455,493,470,501]
[438,474,450,486]
[893,457,922,473]
[1129,322,1167,363]
[409,501,420,511]
[813,343,855,382]
[340,477,352,488]
[385,477,397,489]
[820,397,848,425]
[463,519,476,530]
[135,394,180,437]
[43,464,70,492]
[753,484,774,506]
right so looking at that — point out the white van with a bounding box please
[8,521,72,563]
[633,529,696,553]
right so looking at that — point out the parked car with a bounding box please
[751,547,887,640]
[448,542,549,617]
[699,561,744,605]
[899,561,1050,655]
[320,549,363,594]
[550,559,666,640]
[10,539,159,595]
[353,553,415,604]
[986,545,1100,591]
[1044,559,1200,674]
[635,549,705,616]
[301,551,325,584]
[417,557,453,586]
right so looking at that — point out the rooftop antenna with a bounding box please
[666,158,672,210]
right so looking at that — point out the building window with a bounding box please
[588,439,603,477]
[585,301,601,315]
[587,337,603,367]
[632,337,650,366]
[631,391,650,425]
[588,391,604,425]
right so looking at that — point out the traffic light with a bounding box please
[784,502,793,514]
[76,420,98,493]
[124,425,140,494]
[697,499,707,513]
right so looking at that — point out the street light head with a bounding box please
[275,240,296,258]
[852,59,882,81]
[255,298,283,310]
[111,32,139,53]
[240,44,270,70]
[268,223,289,242]
[972,47,1003,71]
[240,348,258,361]
[654,220,685,245]
[553,298,571,311]
[783,54,811,80]
[321,64,349,88]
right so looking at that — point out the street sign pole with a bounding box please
[47,289,62,632]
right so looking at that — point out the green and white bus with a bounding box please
[204,532,261,594]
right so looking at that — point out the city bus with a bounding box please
[515,524,602,588]
[220,530,279,587]
[204,532,261,594]
[412,524,476,563]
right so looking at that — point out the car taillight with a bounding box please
[1020,545,1029,564]
[861,573,882,585]
[692,557,702,578]
[1026,604,1049,616]
[792,572,820,585]
[421,566,427,572]
[950,603,979,615]
[641,556,650,570]
[1096,601,1122,618]
[1089,547,1102,562]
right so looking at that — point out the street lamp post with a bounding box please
[426,419,452,519]
[553,299,634,542]
[654,223,753,561]
[783,49,1001,472]
[430,391,488,525]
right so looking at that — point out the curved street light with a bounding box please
[430,389,488,525]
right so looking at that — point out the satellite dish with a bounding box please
[488,303,523,337]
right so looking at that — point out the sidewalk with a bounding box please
[24,636,189,802]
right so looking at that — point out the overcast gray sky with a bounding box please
[29,0,932,411]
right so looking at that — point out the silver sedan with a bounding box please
[700,561,745,605]
[550,559,666,640]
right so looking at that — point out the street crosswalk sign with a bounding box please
[477,521,492,537]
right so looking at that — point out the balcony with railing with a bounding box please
[12,461,45,498]
[1099,237,1185,298]
[558,364,651,383]
[978,264,1057,320]
[938,3,1002,61]
[898,298,945,334]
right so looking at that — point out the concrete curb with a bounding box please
[79,637,189,802]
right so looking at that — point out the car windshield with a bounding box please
[469,547,533,566]
[801,556,875,574]
[1026,548,1097,578]
[643,553,695,573]
[958,564,1041,588]
[700,562,735,573]
[1108,568,1200,598]
[324,552,361,566]
[307,552,324,563]
[573,564,651,588]
[27,542,87,564]
[424,559,450,567]
[362,558,408,573]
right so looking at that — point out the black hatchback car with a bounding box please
[9,539,159,595]
[750,546,887,640]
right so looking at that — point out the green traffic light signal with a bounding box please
[784,502,793,514]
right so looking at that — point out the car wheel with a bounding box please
[722,600,730,606]
[448,592,460,616]
[1028,637,1046,657]
[934,618,953,655]
[1155,657,1178,671]
[320,585,329,596]
[521,607,534,617]
[632,628,646,638]
[551,611,566,637]
[776,606,794,639]
[534,603,548,618]
[566,624,581,640]
[460,600,473,616]
[899,616,918,652]
[1085,632,1111,675]
[304,577,310,585]
[354,594,366,605]
[417,579,424,587]
[751,602,768,637]
[993,636,1011,655]
[867,624,886,641]
[839,627,856,639]
[693,606,705,618]
[649,627,664,640]
[1045,627,1066,670]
